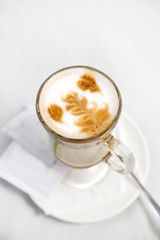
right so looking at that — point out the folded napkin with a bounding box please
[0,106,69,203]
[2,105,55,166]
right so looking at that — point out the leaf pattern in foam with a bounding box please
[62,92,114,137]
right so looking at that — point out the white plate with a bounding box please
[32,113,150,223]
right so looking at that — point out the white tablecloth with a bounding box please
[0,0,160,239]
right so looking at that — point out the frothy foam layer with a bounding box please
[39,67,119,139]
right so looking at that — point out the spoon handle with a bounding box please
[130,172,160,218]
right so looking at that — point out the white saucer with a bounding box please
[32,113,150,223]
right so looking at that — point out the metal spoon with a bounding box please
[105,151,160,218]
[130,172,160,218]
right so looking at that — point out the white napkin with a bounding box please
[2,105,55,166]
[0,106,69,204]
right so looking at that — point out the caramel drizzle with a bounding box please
[77,74,100,93]
[62,92,113,137]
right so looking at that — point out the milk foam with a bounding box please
[39,67,119,139]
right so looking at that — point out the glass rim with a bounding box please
[36,65,122,143]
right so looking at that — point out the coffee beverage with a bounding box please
[36,66,126,169]
[37,66,134,188]
[39,67,119,139]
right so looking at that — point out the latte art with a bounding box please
[39,67,119,139]
[77,74,101,92]
[48,104,63,123]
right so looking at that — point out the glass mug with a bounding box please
[36,66,135,188]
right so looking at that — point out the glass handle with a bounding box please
[103,135,135,174]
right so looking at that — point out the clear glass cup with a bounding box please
[36,66,135,188]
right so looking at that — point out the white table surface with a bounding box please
[0,0,160,239]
